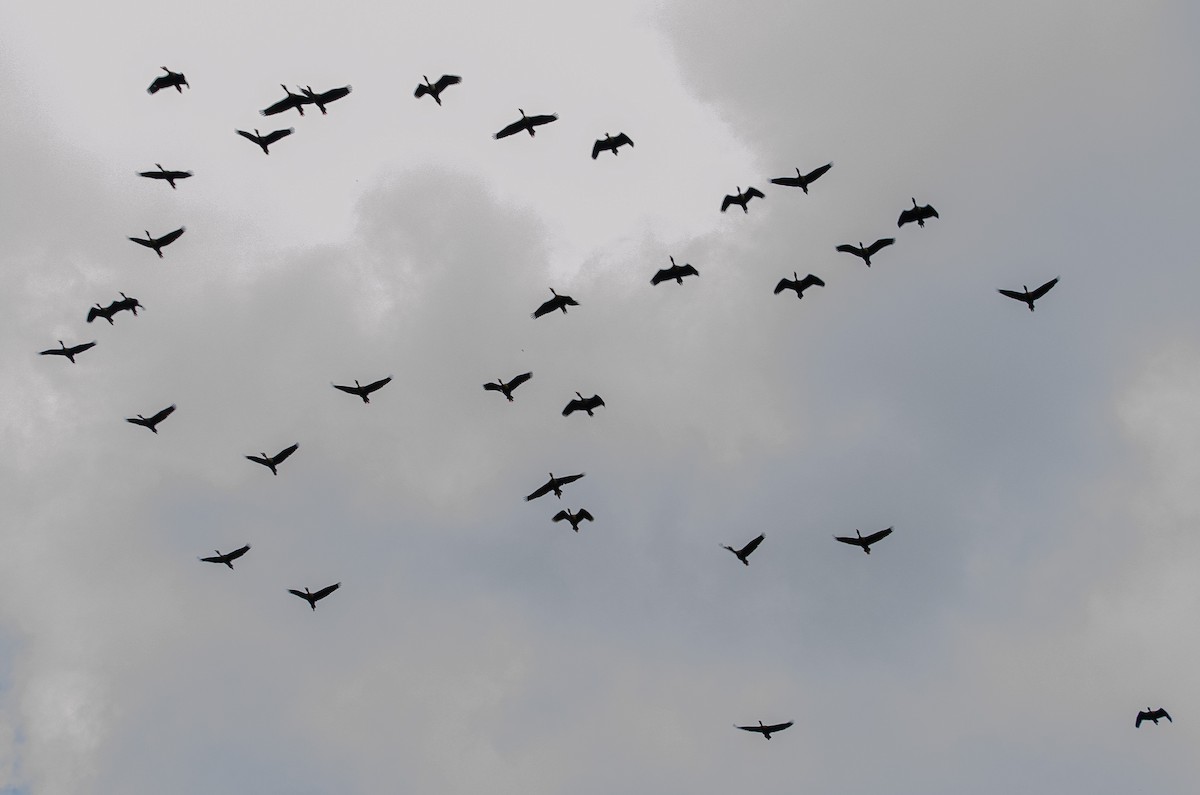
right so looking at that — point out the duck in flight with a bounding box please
[769,163,832,194]
[531,288,578,319]
[199,545,251,569]
[129,227,185,258]
[147,67,188,94]
[246,443,299,476]
[721,186,765,214]
[998,278,1058,311]
[332,376,392,404]
[651,256,698,286]
[39,340,96,363]
[1135,708,1171,728]
[722,533,764,566]
[552,508,594,532]
[414,74,461,105]
[289,582,340,611]
[834,527,893,554]
[483,372,532,402]
[773,272,824,299]
[235,127,294,155]
[592,132,633,159]
[138,164,192,189]
[494,109,558,139]
[735,720,793,739]
[126,404,176,434]
[835,238,894,267]
[525,472,585,501]
[897,198,938,228]
[562,393,605,417]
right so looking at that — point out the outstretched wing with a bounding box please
[861,527,893,546]
[263,128,294,144]
[225,544,251,561]
[678,264,699,279]
[802,163,832,183]
[798,274,825,290]
[773,278,793,294]
[483,382,504,393]
[246,455,270,467]
[508,372,533,390]
[362,376,392,394]
[866,238,895,255]
[1029,278,1059,300]
[1136,711,1148,727]
[556,473,585,486]
[612,132,633,148]
[199,553,226,564]
[770,176,801,187]
[129,236,154,248]
[333,383,360,395]
[650,268,673,285]
[69,342,97,356]
[148,404,176,425]
[531,298,556,318]
[746,186,765,200]
[434,74,461,92]
[761,721,794,733]
[834,535,862,546]
[287,588,309,600]
[235,129,260,144]
[562,399,583,417]
[157,227,186,246]
[312,582,341,600]
[737,533,765,557]
[591,139,604,159]
[526,113,557,127]
[273,443,299,463]
[526,481,554,501]
[897,208,919,227]
[315,85,351,104]
[87,306,102,323]
[552,510,570,523]
[494,119,526,139]
[261,96,296,116]
[720,195,736,212]
[126,417,148,427]
[836,244,862,256]
[575,508,595,522]
[735,724,767,734]
[997,288,1026,302]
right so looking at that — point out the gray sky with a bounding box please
[3,1,1200,793]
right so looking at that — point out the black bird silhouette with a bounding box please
[199,544,251,569]
[592,132,634,159]
[651,256,699,286]
[39,340,96,363]
[834,527,893,554]
[552,508,594,532]
[414,74,461,105]
[1135,708,1172,728]
[563,393,605,417]
[998,278,1058,311]
[261,85,314,117]
[483,372,533,402]
[129,227,185,258]
[774,272,825,299]
[769,163,832,194]
[126,404,176,434]
[525,472,585,501]
[236,127,294,155]
[898,198,939,228]
[531,288,579,319]
[836,238,894,267]
[138,164,192,189]
[87,293,142,324]
[332,376,392,404]
[301,85,352,114]
[721,186,765,213]
[494,109,558,139]
[288,582,340,611]
[722,533,765,566]
[147,67,188,94]
[735,720,793,739]
[246,443,299,476]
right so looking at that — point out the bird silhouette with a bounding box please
[494,109,558,139]
[147,67,188,94]
[531,288,579,319]
[735,720,793,739]
[246,443,299,476]
[552,508,594,532]
[39,340,96,363]
[769,163,832,194]
[126,404,176,434]
[651,256,699,286]
[129,227,185,258]
[261,85,314,117]
[199,545,251,569]
[332,377,392,404]
[998,278,1058,311]
[301,85,351,114]
[525,472,585,501]
[898,198,939,228]
[1135,708,1172,728]
[834,527,893,554]
[836,238,894,267]
[289,582,340,611]
[722,533,764,566]
[563,393,605,417]
[483,372,533,402]
[414,74,461,105]
[236,127,294,155]
[721,186,765,213]
[87,293,142,324]
[773,272,824,298]
[137,164,192,189]
[592,132,634,159]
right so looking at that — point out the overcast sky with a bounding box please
[3,2,1200,793]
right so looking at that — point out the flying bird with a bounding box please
[651,256,699,286]
[260,85,314,117]
[834,527,893,554]
[138,164,192,189]
[147,67,188,94]
[998,278,1058,311]
[236,127,294,155]
[246,443,299,476]
[129,227,185,258]
[722,533,764,566]
[721,186,765,213]
[301,84,352,114]
[562,392,605,417]
[414,74,461,105]
[897,198,939,228]
[38,340,96,363]
[592,132,633,159]
[735,721,793,740]
[531,288,579,319]
[494,109,558,139]
[483,372,533,402]
[87,293,142,324]
[126,404,176,434]
[525,472,585,501]
[552,508,594,532]
[1135,708,1172,728]
[288,582,340,611]
[769,163,832,194]
[836,238,894,267]
[332,376,392,404]
[199,545,251,569]
[774,272,825,298]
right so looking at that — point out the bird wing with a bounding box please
[803,163,832,183]
[287,589,309,600]
[735,724,767,733]
[866,238,895,255]
[527,113,557,127]
[157,227,185,246]
[414,83,431,98]
[246,455,270,467]
[761,721,793,733]
[556,473,585,486]
[862,527,893,545]
[147,76,169,94]
[148,405,176,424]
[138,170,166,179]
[38,348,64,356]
[591,139,604,159]
[650,268,672,285]
[576,508,595,522]
[1161,709,1172,722]
[799,274,825,289]
[836,244,862,256]
[263,128,294,144]
[612,132,633,148]
[552,510,570,522]
[273,443,299,463]
[562,399,582,416]
[1136,711,1148,727]
[261,96,296,116]
[923,205,939,218]
[317,86,351,103]
[312,582,340,600]
[129,236,154,248]
[525,481,554,501]
[87,306,102,323]
[70,342,97,355]
[333,383,359,395]
[720,195,736,212]
[531,298,555,318]
[226,544,251,561]
[199,554,226,564]
[679,264,699,278]
[1029,278,1059,300]
[746,186,765,200]
[362,376,392,394]
[834,535,863,546]
[126,417,148,427]
[997,288,1026,302]
[483,382,504,393]
[435,74,461,91]
[561,295,579,307]
[737,533,765,557]
[773,278,793,294]
[235,129,260,143]
[508,372,533,389]
[770,176,801,187]
[897,208,918,227]
[494,119,526,139]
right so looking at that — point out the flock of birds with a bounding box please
[35,63,1169,751]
